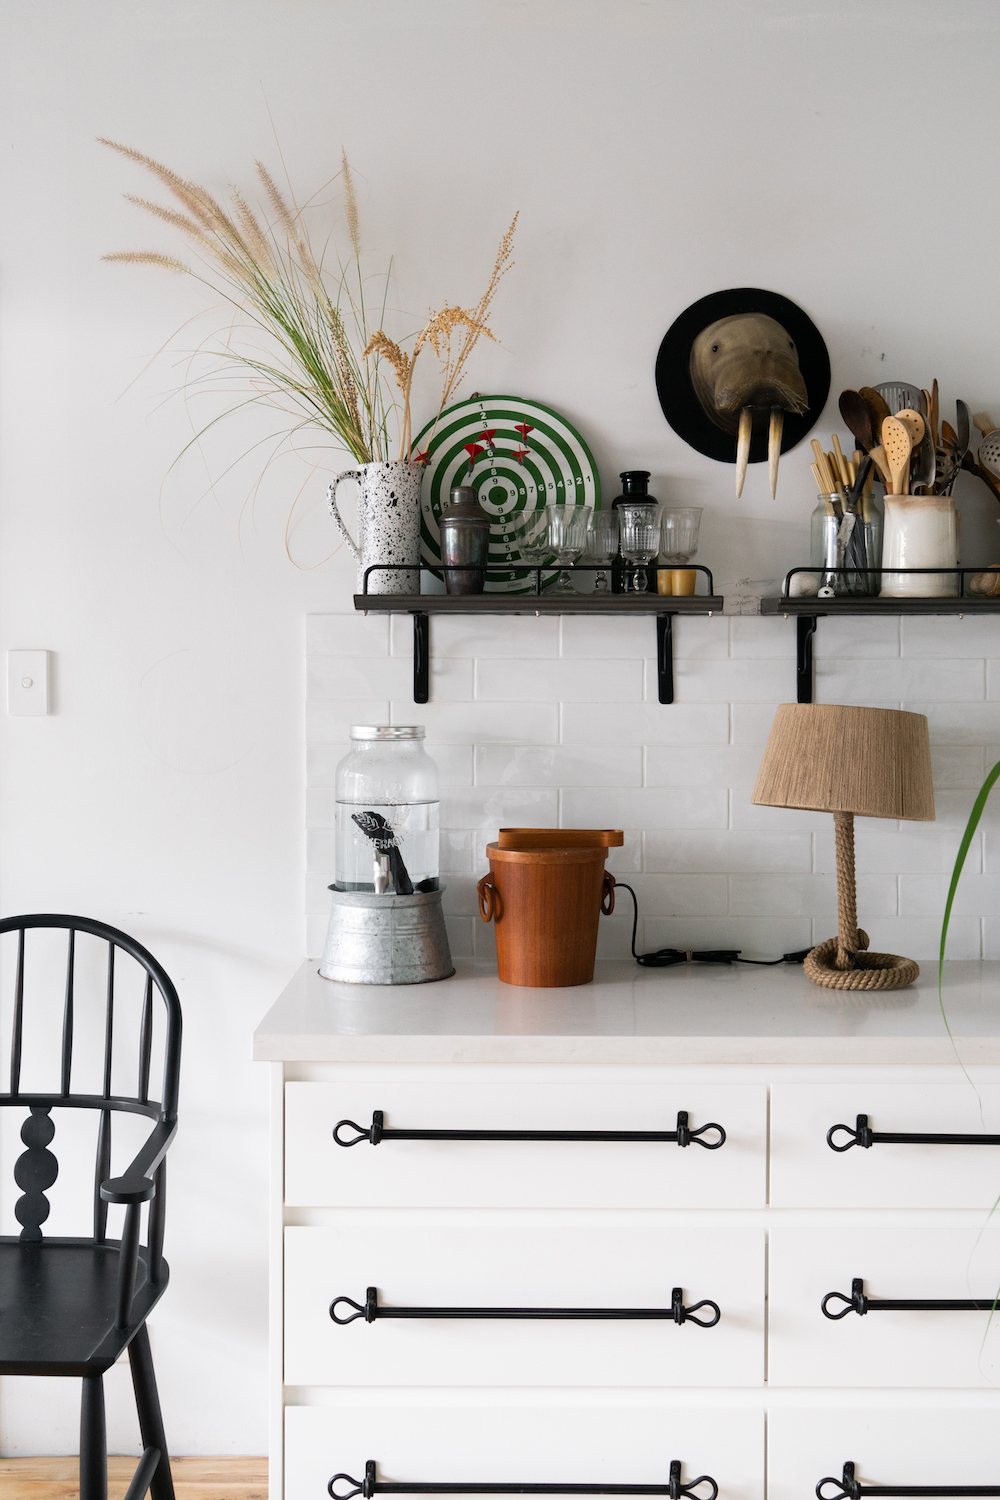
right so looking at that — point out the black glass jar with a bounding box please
[611,471,660,593]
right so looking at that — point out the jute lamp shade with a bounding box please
[752,704,935,990]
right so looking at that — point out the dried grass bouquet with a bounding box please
[100,139,517,468]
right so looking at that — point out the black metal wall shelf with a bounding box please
[822,1278,997,1319]
[329,1285,721,1327]
[827,1114,1000,1150]
[818,1462,1000,1500]
[330,1460,719,1500]
[333,1110,726,1149]
[354,565,722,706]
[761,568,1000,703]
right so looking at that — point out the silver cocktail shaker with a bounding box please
[439,485,491,594]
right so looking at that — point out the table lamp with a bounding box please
[751,704,935,990]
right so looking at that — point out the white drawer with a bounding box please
[284,1223,764,1387]
[284,1080,766,1208]
[286,1402,764,1500]
[770,1082,1000,1207]
[768,1407,1000,1500]
[769,1227,1000,1387]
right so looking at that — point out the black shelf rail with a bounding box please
[760,567,1000,704]
[332,1110,726,1149]
[822,1278,998,1319]
[827,1114,1000,1151]
[817,1463,1000,1500]
[329,1285,721,1327]
[354,564,722,706]
[329,1460,718,1500]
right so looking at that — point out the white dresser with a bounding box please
[254,960,1000,1500]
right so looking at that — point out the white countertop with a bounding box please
[252,959,1000,1064]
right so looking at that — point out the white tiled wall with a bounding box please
[306,613,1000,963]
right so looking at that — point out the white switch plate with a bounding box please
[8,650,50,715]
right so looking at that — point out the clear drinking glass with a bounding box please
[619,502,661,593]
[580,511,619,593]
[514,511,554,587]
[545,505,592,593]
[658,506,703,564]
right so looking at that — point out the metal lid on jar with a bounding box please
[349,725,425,740]
[440,485,491,525]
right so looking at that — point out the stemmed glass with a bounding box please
[659,507,703,565]
[619,502,660,592]
[580,511,619,593]
[545,505,592,594]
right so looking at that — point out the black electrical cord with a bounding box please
[613,883,810,968]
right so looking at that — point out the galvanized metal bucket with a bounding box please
[319,888,454,985]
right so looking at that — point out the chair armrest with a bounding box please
[100,1119,177,1205]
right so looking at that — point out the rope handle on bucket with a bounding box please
[477,875,500,923]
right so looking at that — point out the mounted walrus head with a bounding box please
[689,312,810,498]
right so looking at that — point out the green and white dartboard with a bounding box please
[413,394,601,594]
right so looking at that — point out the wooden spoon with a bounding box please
[868,444,891,487]
[839,390,874,451]
[860,385,892,437]
[882,415,913,495]
[931,379,940,448]
[895,409,926,447]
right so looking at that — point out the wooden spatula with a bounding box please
[882,415,913,495]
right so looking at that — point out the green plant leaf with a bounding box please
[939,757,1000,1039]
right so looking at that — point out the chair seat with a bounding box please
[0,1237,169,1376]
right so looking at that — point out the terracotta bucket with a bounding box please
[477,828,623,987]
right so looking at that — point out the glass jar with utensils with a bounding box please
[618,502,661,594]
[809,493,882,597]
[579,511,619,592]
[544,504,592,593]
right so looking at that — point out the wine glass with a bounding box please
[580,511,619,593]
[619,502,660,593]
[659,507,703,564]
[545,505,592,594]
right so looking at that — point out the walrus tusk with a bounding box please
[768,408,783,498]
[735,406,752,497]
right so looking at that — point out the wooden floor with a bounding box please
[0,1456,267,1500]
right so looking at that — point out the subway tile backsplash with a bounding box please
[306,612,1000,962]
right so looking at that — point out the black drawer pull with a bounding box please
[333,1110,725,1149]
[827,1114,1000,1152]
[818,1463,1000,1500]
[329,1460,718,1500]
[330,1285,721,1328]
[822,1278,998,1320]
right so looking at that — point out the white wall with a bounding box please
[4,0,1000,1459]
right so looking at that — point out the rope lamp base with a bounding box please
[804,931,920,991]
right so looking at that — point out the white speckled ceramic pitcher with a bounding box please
[328,461,423,595]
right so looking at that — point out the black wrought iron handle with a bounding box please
[330,1461,718,1500]
[330,1287,721,1327]
[333,1110,725,1149]
[817,1462,1000,1500]
[828,1114,1000,1152]
[822,1278,998,1319]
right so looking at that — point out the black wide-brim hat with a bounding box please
[655,287,830,465]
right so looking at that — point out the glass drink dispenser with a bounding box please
[335,725,440,894]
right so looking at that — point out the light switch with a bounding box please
[8,650,50,715]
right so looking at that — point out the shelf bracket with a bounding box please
[413,612,429,704]
[797,615,817,703]
[657,614,676,704]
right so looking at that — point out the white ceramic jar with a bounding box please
[880,495,958,598]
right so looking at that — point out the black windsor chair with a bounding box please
[0,915,182,1500]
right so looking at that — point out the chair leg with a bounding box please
[129,1324,176,1500]
[80,1375,108,1500]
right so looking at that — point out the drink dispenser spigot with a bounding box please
[321,726,453,984]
